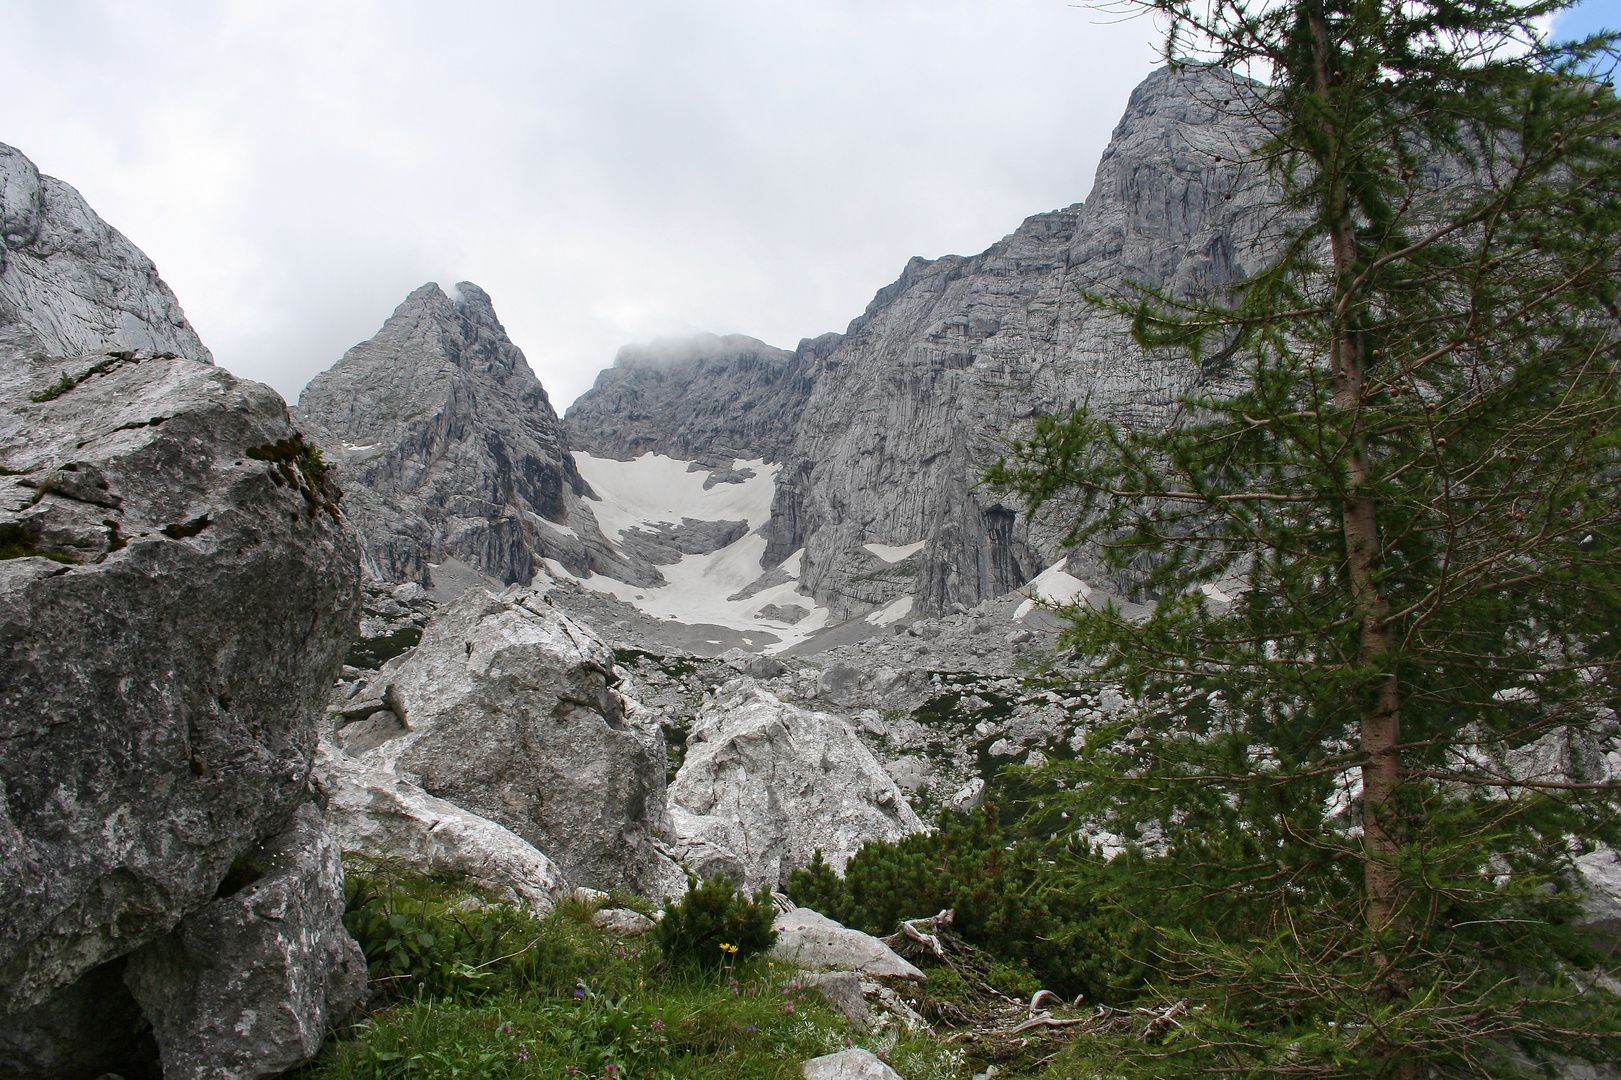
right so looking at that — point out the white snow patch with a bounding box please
[568,453,832,650]
[542,558,577,581]
[1015,560,1091,621]
[864,541,925,564]
[1200,582,1234,603]
[779,549,804,578]
[866,596,914,626]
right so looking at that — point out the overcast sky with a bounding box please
[1,1,1613,409]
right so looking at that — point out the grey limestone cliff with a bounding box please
[562,66,1277,624]
[759,64,1277,620]
[0,144,212,365]
[295,282,657,591]
[563,331,832,464]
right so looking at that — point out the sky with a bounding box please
[0,1,1169,409]
[0,1,1614,409]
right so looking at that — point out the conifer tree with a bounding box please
[990,0,1621,1071]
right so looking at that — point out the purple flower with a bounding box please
[574,988,587,998]
[747,1025,757,1032]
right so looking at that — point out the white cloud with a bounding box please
[0,0,1161,407]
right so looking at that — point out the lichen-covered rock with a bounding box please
[122,803,367,1080]
[592,908,657,936]
[661,805,750,887]
[313,737,567,908]
[667,680,923,890]
[338,584,673,892]
[801,971,869,1028]
[0,349,360,1017]
[0,144,211,364]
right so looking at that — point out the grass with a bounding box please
[295,871,963,1080]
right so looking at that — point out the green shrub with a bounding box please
[654,874,777,970]
[342,865,582,1001]
[787,804,1158,1002]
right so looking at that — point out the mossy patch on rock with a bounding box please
[247,433,343,523]
[0,523,79,564]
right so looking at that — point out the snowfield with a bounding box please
[566,453,832,650]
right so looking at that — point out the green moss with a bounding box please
[0,523,79,564]
[247,433,343,522]
[215,851,268,898]
[27,353,137,403]
[28,373,75,403]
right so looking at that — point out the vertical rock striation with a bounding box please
[0,144,211,364]
[296,282,657,592]
[762,64,1276,618]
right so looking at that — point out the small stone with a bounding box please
[593,908,657,936]
[802,1047,903,1080]
[801,971,869,1027]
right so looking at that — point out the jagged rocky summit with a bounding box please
[0,143,212,364]
[295,282,657,594]
[565,64,1276,623]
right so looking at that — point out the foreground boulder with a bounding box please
[667,680,924,890]
[0,350,361,1019]
[122,803,367,1080]
[331,585,674,892]
[314,738,567,908]
[770,908,925,981]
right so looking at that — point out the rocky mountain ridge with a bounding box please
[0,143,212,365]
[294,282,660,593]
[564,331,832,465]
[565,64,1277,623]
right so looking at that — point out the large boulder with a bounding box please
[122,803,367,1080]
[1574,843,1621,959]
[334,585,674,893]
[0,349,361,1018]
[314,737,568,908]
[667,679,924,890]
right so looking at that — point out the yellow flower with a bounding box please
[719,942,732,951]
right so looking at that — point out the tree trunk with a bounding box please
[1307,0,1404,936]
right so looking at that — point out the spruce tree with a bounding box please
[990,0,1621,1072]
